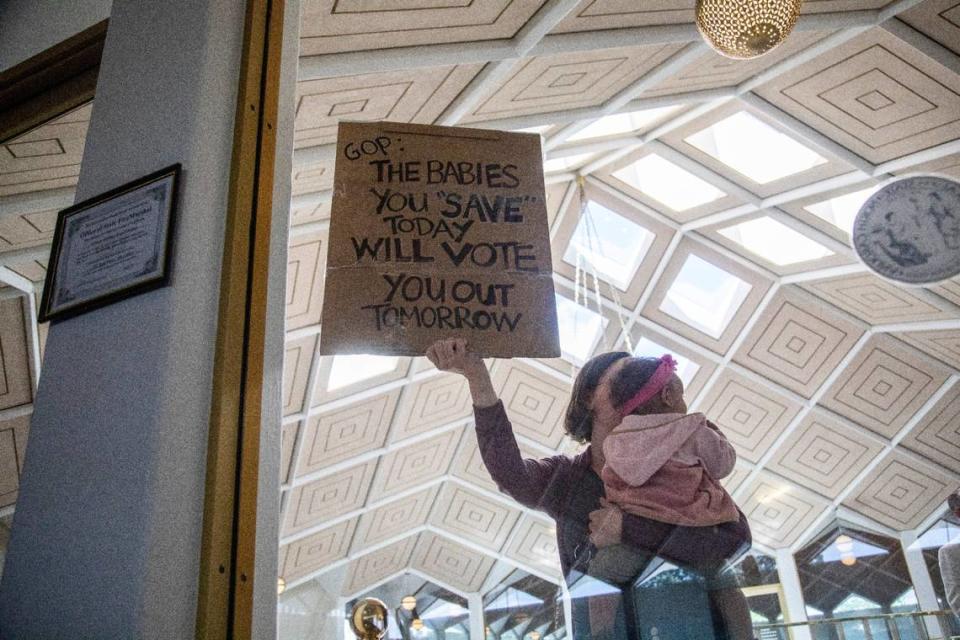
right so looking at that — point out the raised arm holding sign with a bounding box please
[319,121,560,358]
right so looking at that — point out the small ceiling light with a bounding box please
[411,618,424,631]
[695,0,804,59]
[529,632,542,640]
[835,534,857,566]
[401,595,417,611]
[277,577,286,595]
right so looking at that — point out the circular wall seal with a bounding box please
[853,175,960,285]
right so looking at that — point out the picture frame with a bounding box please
[38,163,181,323]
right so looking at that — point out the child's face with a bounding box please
[664,375,687,414]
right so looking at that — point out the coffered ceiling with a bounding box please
[1,0,958,619]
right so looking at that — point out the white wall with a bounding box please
[0,0,112,72]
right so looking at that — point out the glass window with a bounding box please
[659,254,752,339]
[804,185,881,234]
[327,354,399,390]
[562,200,655,290]
[718,217,834,266]
[567,106,681,142]
[612,154,726,212]
[685,111,827,184]
[555,294,607,366]
[483,570,564,640]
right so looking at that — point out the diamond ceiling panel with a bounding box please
[295,65,481,148]
[900,382,960,474]
[352,486,438,550]
[341,535,419,596]
[895,329,960,369]
[300,0,548,55]
[802,273,958,325]
[0,209,57,252]
[899,0,960,56]
[819,335,951,439]
[0,415,29,510]
[0,298,33,411]
[550,0,894,33]
[643,31,832,99]
[461,44,684,123]
[756,26,960,164]
[766,410,886,500]
[283,460,377,536]
[0,103,90,197]
[366,428,463,502]
[411,531,496,592]
[734,287,865,398]
[491,361,571,449]
[286,232,326,331]
[282,335,317,417]
[391,374,473,442]
[738,470,831,548]
[430,482,522,551]
[502,513,562,577]
[695,370,803,464]
[842,449,959,530]
[282,518,357,582]
[294,391,400,478]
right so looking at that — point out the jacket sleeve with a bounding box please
[474,401,566,517]
[692,420,737,479]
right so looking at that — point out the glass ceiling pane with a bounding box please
[555,294,607,365]
[634,336,700,385]
[567,105,681,142]
[804,185,881,234]
[659,254,752,339]
[562,200,655,290]
[685,111,827,184]
[612,154,725,212]
[327,354,399,391]
[543,152,593,174]
[718,216,834,266]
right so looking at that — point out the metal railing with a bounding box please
[753,610,960,640]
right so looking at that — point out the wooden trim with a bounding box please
[0,20,107,143]
[196,0,285,637]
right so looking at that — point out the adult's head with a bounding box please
[563,352,687,444]
[949,491,960,518]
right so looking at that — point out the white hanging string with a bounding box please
[575,179,634,355]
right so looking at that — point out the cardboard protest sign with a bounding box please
[319,121,561,358]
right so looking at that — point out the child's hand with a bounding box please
[588,498,623,548]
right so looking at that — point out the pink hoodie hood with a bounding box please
[603,413,704,486]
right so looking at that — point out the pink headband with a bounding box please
[619,355,678,417]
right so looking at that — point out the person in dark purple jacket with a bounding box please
[426,338,753,639]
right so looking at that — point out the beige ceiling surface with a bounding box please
[1,0,959,602]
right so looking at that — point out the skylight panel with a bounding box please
[685,111,827,184]
[555,294,607,365]
[562,200,655,290]
[718,217,833,266]
[513,125,552,135]
[804,185,881,234]
[634,337,700,385]
[543,152,593,174]
[659,255,752,339]
[612,154,725,211]
[327,354,399,390]
[567,105,681,142]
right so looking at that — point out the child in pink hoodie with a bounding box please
[588,354,751,639]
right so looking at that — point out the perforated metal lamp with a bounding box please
[695,0,804,59]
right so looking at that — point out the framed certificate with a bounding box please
[39,164,180,322]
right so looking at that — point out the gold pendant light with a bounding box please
[695,0,804,59]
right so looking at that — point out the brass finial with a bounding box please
[349,598,390,640]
